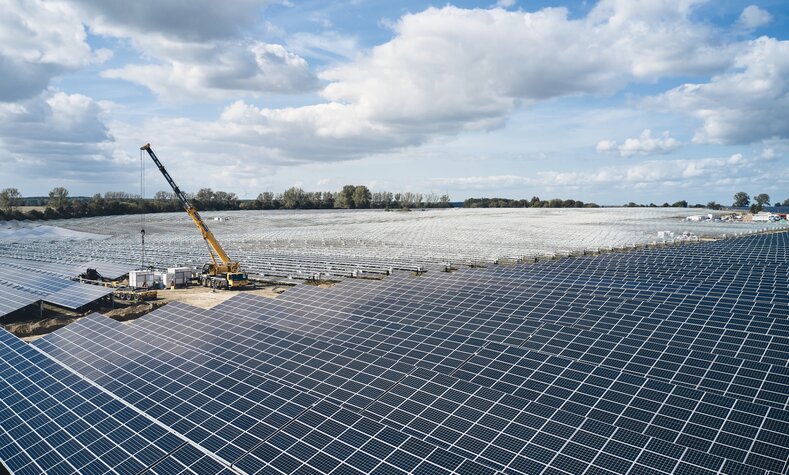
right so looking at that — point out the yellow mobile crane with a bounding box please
[140,143,249,289]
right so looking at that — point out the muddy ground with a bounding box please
[7,284,291,342]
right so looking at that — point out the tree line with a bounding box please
[0,185,452,221]
[464,197,598,208]
[2,186,786,221]
[621,192,786,212]
[250,186,450,210]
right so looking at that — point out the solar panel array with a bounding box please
[0,257,115,318]
[0,231,786,474]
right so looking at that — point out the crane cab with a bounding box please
[200,263,249,289]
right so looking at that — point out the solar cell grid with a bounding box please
[47,298,789,473]
[451,342,789,473]
[0,265,112,312]
[0,328,212,475]
[34,315,500,475]
[38,304,776,475]
[34,315,322,465]
[0,285,40,317]
[233,400,497,475]
[364,367,773,475]
[209,294,541,371]
[286,264,789,328]
[5,229,787,474]
[281,279,789,367]
[521,323,789,410]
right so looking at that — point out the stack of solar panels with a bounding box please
[1,232,788,474]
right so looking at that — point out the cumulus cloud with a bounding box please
[0,90,121,180]
[596,129,682,157]
[653,37,789,145]
[103,42,316,99]
[319,3,733,133]
[72,0,318,98]
[104,2,753,172]
[71,0,272,42]
[738,5,772,30]
[0,0,101,101]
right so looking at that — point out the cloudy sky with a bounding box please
[1,0,788,205]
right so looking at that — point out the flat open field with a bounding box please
[1,207,786,278]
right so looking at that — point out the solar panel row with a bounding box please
[33,298,787,473]
[0,231,785,474]
[0,327,229,475]
[0,260,114,317]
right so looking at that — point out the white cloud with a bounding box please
[319,3,733,134]
[0,0,98,101]
[0,90,121,181]
[738,5,772,30]
[102,42,317,99]
[496,0,517,8]
[71,0,272,42]
[596,129,682,157]
[104,2,751,174]
[73,0,318,98]
[653,37,789,145]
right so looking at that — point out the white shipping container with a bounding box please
[163,268,190,287]
[129,270,156,289]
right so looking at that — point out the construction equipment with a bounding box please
[140,143,249,289]
[113,288,158,302]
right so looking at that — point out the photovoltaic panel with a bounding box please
[9,230,789,474]
[0,328,222,475]
[176,301,789,472]
[0,265,112,312]
[0,285,40,317]
[37,302,788,474]
[276,279,789,367]
[34,314,497,474]
[451,342,789,473]
[520,323,789,410]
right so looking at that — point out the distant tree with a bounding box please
[671,200,688,208]
[352,185,372,209]
[195,188,215,206]
[661,202,670,207]
[153,190,173,202]
[754,193,770,207]
[43,207,60,219]
[282,187,306,209]
[439,194,451,207]
[733,191,750,207]
[750,203,764,214]
[782,198,789,206]
[104,191,137,200]
[0,188,21,214]
[625,202,638,207]
[47,187,70,210]
[320,191,335,209]
[706,201,722,210]
[213,191,239,209]
[335,185,355,209]
[255,192,275,209]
